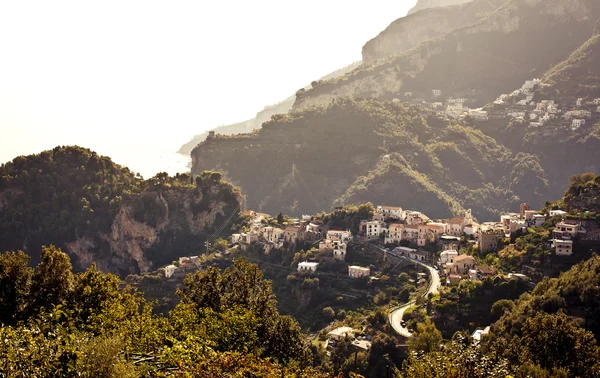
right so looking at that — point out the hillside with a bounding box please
[178,62,361,156]
[295,0,600,111]
[0,146,242,275]
[540,34,600,103]
[191,98,549,219]
[408,0,474,15]
[363,0,503,63]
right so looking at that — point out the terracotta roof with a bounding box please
[448,217,464,225]
[455,254,475,262]
[285,226,302,232]
[476,266,494,275]
[388,223,405,228]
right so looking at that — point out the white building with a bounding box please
[376,205,404,220]
[298,261,319,273]
[550,210,568,218]
[468,108,489,121]
[231,234,242,244]
[326,229,352,243]
[328,327,355,341]
[432,89,442,97]
[571,118,584,129]
[165,265,177,278]
[439,250,458,265]
[360,220,385,240]
[349,266,370,278]
[554,239,573,256]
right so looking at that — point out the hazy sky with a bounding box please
[0,1,417,177]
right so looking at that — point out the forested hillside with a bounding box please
[0,146,242,275]
[192,99,549,219]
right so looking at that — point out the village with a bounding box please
[398,78,600,136]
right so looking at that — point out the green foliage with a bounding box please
[0,248,319,376]
[407,317,443,354]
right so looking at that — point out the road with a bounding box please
[388,257,441,338]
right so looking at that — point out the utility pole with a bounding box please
[205,240,211,254]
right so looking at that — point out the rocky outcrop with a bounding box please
[295,0,600,111]
[64,188,239,276]
[408,0,473,15]
[362,0,502,63]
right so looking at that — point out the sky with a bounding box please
[0,0,417,178]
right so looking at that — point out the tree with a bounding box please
[277,212,284,225]
[28,245,74,314]
[490,299,515,321]
[0,250,32,324]
[322,306,335,321]
[407,318,443,353]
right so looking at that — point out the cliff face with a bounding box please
[362,0,503,63]
[408,0,474,15]
[65,188,238,276]
[295,0,600,111]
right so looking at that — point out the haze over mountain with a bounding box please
[0,1,417,178]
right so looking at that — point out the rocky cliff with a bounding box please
[408,0,474,15]
[295,0,600,111]
[0,147,241,276]
[362,0,503,63]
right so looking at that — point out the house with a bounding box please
[385,223,405,244]
[432,89,442,97]
[262,227,284,244]
[360,220,385,240]
[231,234,241,244]
[404,92,413,97]
[593,98,600,105]
[446,103,465,118]
[376,205,404,220]
[576,98,583,107]
[471,326,490,342]
[553,222,586,239]
[328,327,355,342]
[284,226,304,244]
[405,211,430,225]
[394,246,417,257]
[554,239,573,256]
[165,265,177,278]
[468,108,488,121]
[306,220,326,235]
[532,214,546,227]
[403,224,419,244]
[453,254,476,274]
[349,266,370,278]
[432,102,443,109]
[327,229,352,243]
[298,261,319,273]
[471,266,494,280]
[508,273,529,282]
[179,257,191,266]
[410,249,429,262]
[571,119,586,129]
[464,223,480,236]
[523,209,538,221]
[478,228,504,252]
[550,210,568,218]
[447,274,462,285]
[439,250,458,265]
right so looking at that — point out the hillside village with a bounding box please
[399,78,600,136]
[163,201,599,288]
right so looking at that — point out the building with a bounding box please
[377,205,404,220]
[447,274,462,285]
[298,261,319,273]
[405,211,430,225]
[231,233,241,244]
[165,264,177,278]
[432,89,442,97]
[328,327,355,342]
[385,223,404,244]
[554,239,573,256]
[327,229,352,243]
[550,210,568,218]
[478,229,503,252]
[553,222,586,239]
[468,108,489,121]
[349,266,370,278]
[262,227,284,244]
[453,254,476,274]
[284,226,304,244]
[439,250,458,265]
[360,220,385,240]
[571,119,586,130]
[471,326,490,342]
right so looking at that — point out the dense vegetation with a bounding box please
[193,98,550,219]
[0,247,325,377]
[0,146,241,275]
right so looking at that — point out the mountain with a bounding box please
[539,34,600,103]
[408,0,474,15]
[191,98,549,219]
[0,146,241,276]
[178,62,361,156]
[295,0,600,111]
[363,0,504,64]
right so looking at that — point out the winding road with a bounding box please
[388,258,441,337]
